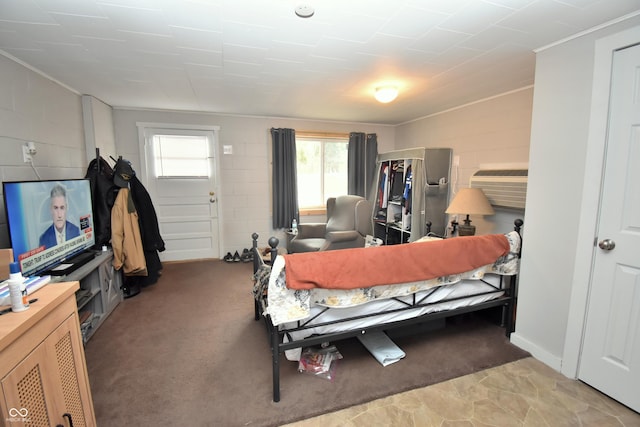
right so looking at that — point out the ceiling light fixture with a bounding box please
[374,86,398,103]
[295,5,315,18]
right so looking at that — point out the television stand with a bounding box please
[50,249,123,343]
[45,250,98,276]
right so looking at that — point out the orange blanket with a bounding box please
[282,234,510,290]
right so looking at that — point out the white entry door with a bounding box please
[139,124,221,262]
[579,43,640,412]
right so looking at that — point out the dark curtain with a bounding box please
[271,128,299,229]
[348,132,378,198]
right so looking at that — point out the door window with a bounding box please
[152,134,209,178]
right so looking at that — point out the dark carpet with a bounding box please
[84,259,529,427]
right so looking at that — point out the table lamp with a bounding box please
[445,188,494,236]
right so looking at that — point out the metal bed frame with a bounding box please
[251,219,522,402]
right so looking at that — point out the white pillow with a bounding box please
[413,235,443,243]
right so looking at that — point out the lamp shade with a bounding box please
[446,188,494,216]
[374,86,398,103]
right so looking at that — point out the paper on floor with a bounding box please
[357,331,406,367]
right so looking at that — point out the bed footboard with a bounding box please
[250,233,283,400]
[251,233,279,321]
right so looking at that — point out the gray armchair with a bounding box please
[288,195,373,253]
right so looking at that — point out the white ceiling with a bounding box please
[1,0,639,125]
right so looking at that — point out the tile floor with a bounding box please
[282,357,640,427]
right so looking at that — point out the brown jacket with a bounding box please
[111,188,147,276]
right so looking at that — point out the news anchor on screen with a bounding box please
[39,184,80,249]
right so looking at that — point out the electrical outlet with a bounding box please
[22,145,32,163]
[453,155,460,167]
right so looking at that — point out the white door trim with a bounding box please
[562,26,640,379]
[135,121,224,259]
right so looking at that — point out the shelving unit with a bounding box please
[51,249,123,343]
[373,157,413,244]
[373,148,452,244]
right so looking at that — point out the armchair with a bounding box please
[288,195,373,253]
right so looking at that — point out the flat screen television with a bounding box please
[3,179,96,277]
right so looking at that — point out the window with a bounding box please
[296,132,349,212]
[152,134,210,178]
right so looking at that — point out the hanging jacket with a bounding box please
[129,176,165,252]
[129,176,165,286]
[111,187,147,276]
[85,156,118,248]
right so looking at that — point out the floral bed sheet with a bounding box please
[260,231,520,327]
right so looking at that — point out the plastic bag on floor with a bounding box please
[297,345,343,381]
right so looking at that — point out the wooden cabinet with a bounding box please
[0,282,96,427]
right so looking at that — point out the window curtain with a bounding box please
[271,128,299,229]
[347,132,378,198]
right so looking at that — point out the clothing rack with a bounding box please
[94,148,120,172]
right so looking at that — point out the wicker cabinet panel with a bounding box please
[1,315,92,427]
[0,283,96,427]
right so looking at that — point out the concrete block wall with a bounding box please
[0,55,86,248]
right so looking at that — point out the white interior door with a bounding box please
[579,43,640,412]
[139,125,221,262]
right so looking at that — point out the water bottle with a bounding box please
[8,262,29,312]
[292,218,298,235]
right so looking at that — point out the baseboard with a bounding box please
[510,332,563,373]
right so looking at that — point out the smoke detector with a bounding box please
[295,4,314,18]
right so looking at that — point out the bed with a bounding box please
[251,219,523,402]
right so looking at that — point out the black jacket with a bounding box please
[129,176,165,253]
[85,157,118,248]
[128,176,165,287]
